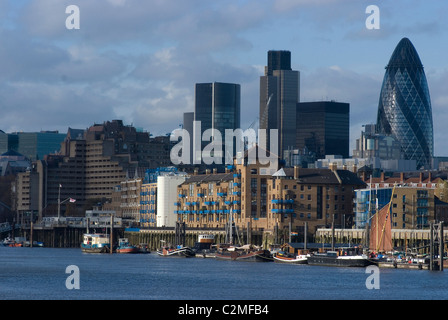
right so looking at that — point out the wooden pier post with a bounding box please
[30,221,33,248]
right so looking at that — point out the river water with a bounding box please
[0,247,447,301]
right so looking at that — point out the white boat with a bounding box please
[81,233,111,253]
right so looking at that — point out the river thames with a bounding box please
[1,246,447,301]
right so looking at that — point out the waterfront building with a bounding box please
[354,170,448,229]
[140,182,157,228]
[119,177,144,227]
[13,121,169,224]
[140,167,187,228]
[176,148,365,239]
[176,168,236,229]
[376,38,434,169]
[354,186,435,230]
[194,82,241,165]
[268,166,366,236]
[296,101,350,159]
[259,50,300,157]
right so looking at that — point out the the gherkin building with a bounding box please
[376,38,434,169]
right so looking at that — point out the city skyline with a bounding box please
[1,1,447,157]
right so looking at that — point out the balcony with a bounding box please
[272,208,295,214]
[271,199,294,204]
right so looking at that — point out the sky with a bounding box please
[1,0,447,156]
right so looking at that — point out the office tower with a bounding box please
[15,131,66,161]
[194,82,241,164]
[259,50,300,157]
[353,124,402,160]
[183,112,194,165]
[0,131,18,154]
[296,101,350,159]
[376,38,434,169]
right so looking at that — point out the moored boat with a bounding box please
[136,243,151,254]
[116,238,139,254]
[215,244,273,262]
[157,245,196,257]
[273,251,308,264]
[192,234,217,258]
[1,237,25,247]
[81,233,111,253]
[307,247,373,267]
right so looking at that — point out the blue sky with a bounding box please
[1,0,447,156]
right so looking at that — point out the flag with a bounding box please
[69,198,76,203]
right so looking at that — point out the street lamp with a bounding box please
[58,184,76,219]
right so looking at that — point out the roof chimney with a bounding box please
[294,166,300,179]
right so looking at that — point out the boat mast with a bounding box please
[229,208,233,245]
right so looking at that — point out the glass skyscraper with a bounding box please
[194,82,241,164]
[259,50,300,157]
[376,37,434,169]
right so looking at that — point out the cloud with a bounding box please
[0,0,447,159]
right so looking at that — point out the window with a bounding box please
[208,183,213,196]
[260,178,267,218]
